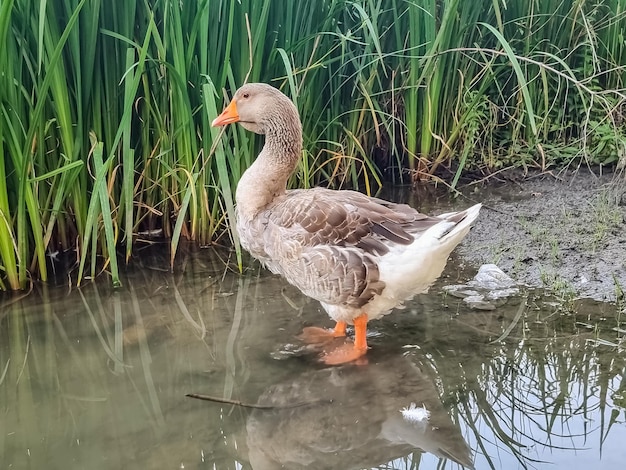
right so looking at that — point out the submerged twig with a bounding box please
[0,358,10,385]
[185,393,329,410]
[16,335,31,386]
[490,295,528,344]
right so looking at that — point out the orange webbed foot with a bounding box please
[298,321,347,345]
[321,314,369,366]
[321,343,368,365]
[298,327,336,345]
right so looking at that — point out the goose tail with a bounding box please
[424,203,482,249]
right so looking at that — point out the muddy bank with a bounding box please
[456,170,626,302]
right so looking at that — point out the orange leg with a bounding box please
[352,314,368,350]
[322,313,369,365]
[333,320,347,337]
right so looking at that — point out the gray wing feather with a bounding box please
[242,187,445,308]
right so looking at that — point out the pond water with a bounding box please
[1,243,625,469]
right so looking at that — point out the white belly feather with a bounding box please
[322,204,480,324]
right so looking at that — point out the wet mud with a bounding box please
[457,169,626,301]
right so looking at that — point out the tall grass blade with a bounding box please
[204,81,242,271]
[479,22,539,139]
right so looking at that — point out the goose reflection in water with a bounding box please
[241,354,473,470]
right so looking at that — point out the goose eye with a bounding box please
[242,92,250,99]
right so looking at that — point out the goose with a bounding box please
[212,83,481,365]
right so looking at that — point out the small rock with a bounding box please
[463,295,497,310]
[442,286,481,298]
[444,264,519,310]
[468,264,517,290]
[486,287,520,300]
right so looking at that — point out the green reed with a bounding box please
[0,0,625,289]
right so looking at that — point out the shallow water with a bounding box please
[1,245,625,470]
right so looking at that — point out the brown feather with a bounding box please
[239,187,455,308]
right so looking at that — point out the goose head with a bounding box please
[211,83,300,137]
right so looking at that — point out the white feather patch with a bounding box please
[400,403,431,423]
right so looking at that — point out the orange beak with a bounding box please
[211,99,239,127]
